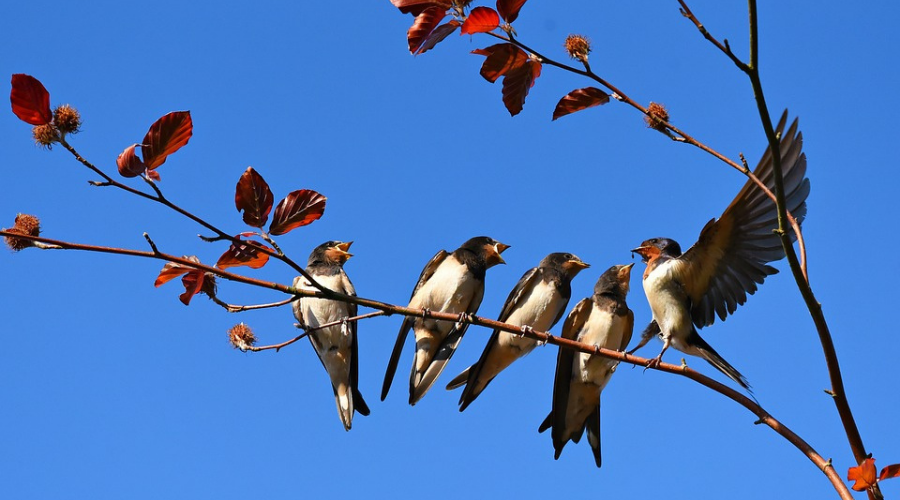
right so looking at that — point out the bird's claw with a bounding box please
[518,325,534,338]
[341,318,351,337]
[643,354,663,372]
[421,308,431,319]
[454,312,469,331]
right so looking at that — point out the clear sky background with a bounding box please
[2,1,897,499]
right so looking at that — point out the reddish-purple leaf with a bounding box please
[502,59,541,116]
[155,256,202,287]
[407,6,447,54]
[391,0,452,16]
[179,270,206,305]
[146,170,161,182]
[552,87,610,121]
[216,238,272,270]
[849,458,878,492]
[880,464,900,482]
[235,167,274,228]
[269,189,327,236]
[116,144,146,178]
[461,7,500,35]
[473,43,528,83]
[497,0,527,23]
[10,74,52,125]
[141,111,193,170]
[417,20,460,55]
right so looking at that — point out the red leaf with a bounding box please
[461,7,500,35]
[146,170,161,182]
[474,43,528,83]
[417,20,460,55]
[10,74,52,125]
[880,463,900,482]
[497,0,527,23]
[407,6,447,54]
[216,238,272,270]
[552,87,610,121]
[235,167,274,228]
[141,111,193,170]
[502,59,541,116]
[269,189,327,236]
[848,458,878,492]
[155,257,202,287]
[391,0,451,16]
[179,270,205,305]
[116,144,146,178]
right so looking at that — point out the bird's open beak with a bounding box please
[334,241,354,260]
[631,246,651,262]
[568,259,590,269]
[493,242,510,265]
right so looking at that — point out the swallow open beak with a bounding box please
[492,242,510,265]
[568,259,590,269]
[333,241,354,260]
[631,246,651,262]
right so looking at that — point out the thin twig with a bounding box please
[56,137,324,293]
[249,311,387,352]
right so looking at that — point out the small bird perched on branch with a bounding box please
[293,240,369,431]
[539,263,634,468]
[446,252,590,411]
[381,236,509,405]
[630,112,810,390]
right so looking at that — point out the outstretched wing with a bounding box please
[677,111,810,328]
[381,249,449,400]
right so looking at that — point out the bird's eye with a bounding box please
[564,253,573,260]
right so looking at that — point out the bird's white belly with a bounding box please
[411,259,477,336]
[575,307,626,387]
[643,262,691,338]
[297,274,352,354]
[498,280,563,351]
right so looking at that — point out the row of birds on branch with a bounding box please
[291,112,809,467]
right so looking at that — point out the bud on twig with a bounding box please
[564,34,591,62]
[645,102,670,131]
[3,214,42,251]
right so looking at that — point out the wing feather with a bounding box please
[680,111,810,328]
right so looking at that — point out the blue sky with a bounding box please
[2,1,898,498]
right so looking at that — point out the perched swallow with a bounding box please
[630,112,809,390]
[381,236,509,405]
[293,240,369,431]
[538,264,634,468]
[446,252,590,411]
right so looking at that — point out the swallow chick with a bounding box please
[446,252,589,411]
[630,112,810,390]
[381,236,510,405]
[538,264,634,468]
[293,241,369,431]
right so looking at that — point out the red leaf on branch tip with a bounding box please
[552,87,610,121]
[417,20,460,55]
[10,74,52,125]
[235,167,274,228]
[216,238,272,270]
[461,7,500,35]
[502,59,541,116]
[391,0,452,16]
[407,6,447,54]
[474,43,528,83]
[116,144,146,178]
[848,458,878,492]
[179,270,206,305]
[880,463,900,482]
[269,189,327,236]
[141,111,193,170]
[155,257,203,287]
[497,0,527,23]
[146,170,161,182]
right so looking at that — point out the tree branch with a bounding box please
[0,229,853,499]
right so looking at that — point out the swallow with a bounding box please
[538,264,634,468]
[381,236,509,405]
[630,112,809,390]
[446,252,590,411]
[293,240,369,431]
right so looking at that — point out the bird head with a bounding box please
[309,240,354,266]
[541,252,590,278]
[593,263,634,297]
[462,236,510,267]
[631,238,682,263]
